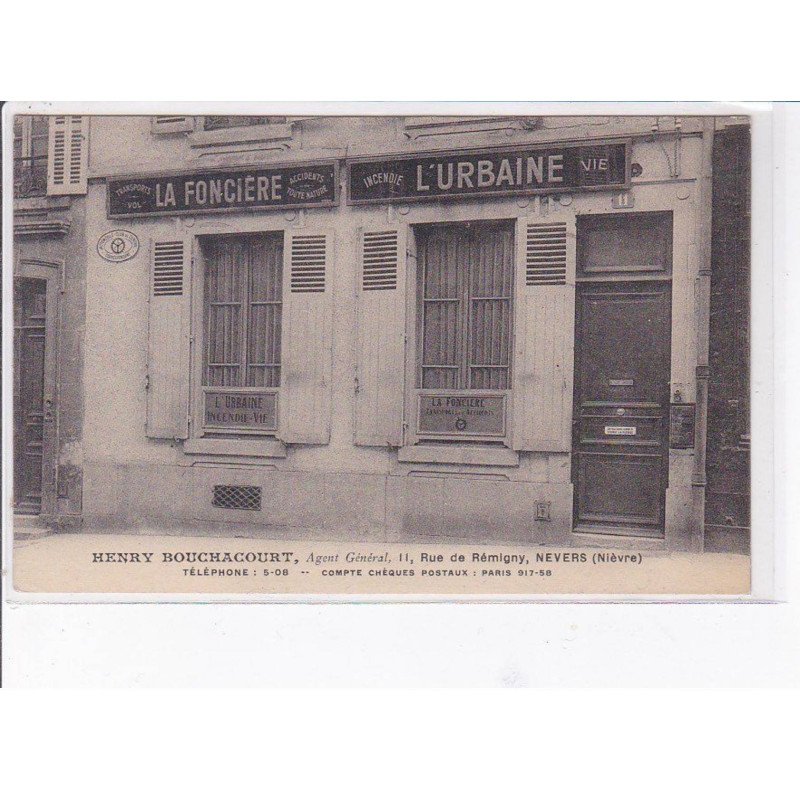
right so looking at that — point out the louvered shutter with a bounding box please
[525,222,569,285]
[151,116,195,134]
[146,238,192,439]
[355,227,407,446]
[279,229,334,444]
[512,215,576,452]
[47,116,88,195]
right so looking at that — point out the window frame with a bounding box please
[407,218,516,447]
[190,228,286,440]
[576,211,674,279]
[415,220,515,393]
[13,116,49,199]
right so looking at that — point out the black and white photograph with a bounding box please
[5,109,754,596]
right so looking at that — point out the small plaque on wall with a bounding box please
[605,425,637,436]
[204,390,278,432]
[669,403,696,449]
[418,394,506,437]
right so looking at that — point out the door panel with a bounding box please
[572,282,671,535]
[577,290,670,402]
[576,452,664,528]
[14,278,47,514]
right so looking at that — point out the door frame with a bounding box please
[13,255,61,517]
[571,278,673,538]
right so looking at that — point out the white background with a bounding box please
[1,4,799,799]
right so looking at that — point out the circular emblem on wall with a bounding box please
[97,230,139,263]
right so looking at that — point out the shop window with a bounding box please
[416,221,514,390]
[202,116,287,131]
[13,116,49,198]
[201,233,283,389]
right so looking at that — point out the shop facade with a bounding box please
[76,114,731,550]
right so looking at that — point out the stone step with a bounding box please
[13,514,54,541]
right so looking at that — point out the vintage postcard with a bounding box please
[3,105,764,599]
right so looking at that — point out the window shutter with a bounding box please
[47,116,88,195]
[146,238,192,439]
[512,215,576,452]
[279,229,334,444]
[151,116,195,134]
[355,227,407,446]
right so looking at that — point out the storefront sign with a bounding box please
[669,403,696,449]
[96,229,140,262]
[204,390,278,432]
[418,394,506,437]
[107,163,338,218]
[349,141,629,204]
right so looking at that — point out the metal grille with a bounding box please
[153,241,185,296]
[212,485,262,511]
[13,159,47,198]
[290,234,326,293]
[525,223,567,285]
[362,230,399,290]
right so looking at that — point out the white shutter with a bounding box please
[47,116,88,195]
[146,238,192,439]
[355,227,407,446]
[512,214,576,452]
[151,116,195,134]
[279,229,334,444]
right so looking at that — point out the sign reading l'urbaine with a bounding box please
[349,141,629,204]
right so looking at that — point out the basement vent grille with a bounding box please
[362,230,399,290]
[290,234,326,293]
[212,485,262,511]
[525,222,568,285]
[152,241,185,296]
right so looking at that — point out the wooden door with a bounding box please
[14,278,48,514]
[572,282,671,535]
